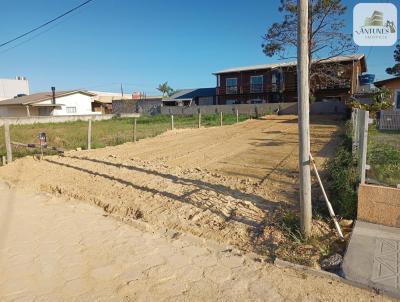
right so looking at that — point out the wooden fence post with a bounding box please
[133,118,137,142]
[198,111,201,128]
[2,156,6,166]
[220,112,223,126]
[4,123,12,164]
[87,119,92,150]
[171,115,174,130]
[236,109,239,123]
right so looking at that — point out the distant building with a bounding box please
[132,92,145,100]
[89,91,129,114]
[214,54,366,105]
[0,90,97,117]
[0,76,30,101]
[163,88,217,106]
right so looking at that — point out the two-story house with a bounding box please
[214,54,366,105]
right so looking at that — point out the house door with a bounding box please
[396,90,400,111]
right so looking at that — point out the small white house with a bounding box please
[0,90,98,117]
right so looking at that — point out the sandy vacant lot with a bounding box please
[0,115,342,253]
[1,186,390,301]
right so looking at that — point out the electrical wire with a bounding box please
[0,7,87,55]
[0,0,94,49]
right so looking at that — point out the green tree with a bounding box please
[262,0,357,95]
[386,44,400,76]
[157,82,173,97]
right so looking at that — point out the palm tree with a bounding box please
[157,82,173,97]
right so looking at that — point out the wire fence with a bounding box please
[0,113,249,164]
[352,109,400,188]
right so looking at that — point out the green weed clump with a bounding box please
[368,127,400,187]
[368,142,400,186]
[325,123,358,219]
[273,209,336,267]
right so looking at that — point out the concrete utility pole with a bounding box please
[297,0,312,236]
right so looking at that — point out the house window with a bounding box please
[66,106,77,114]
[226,78,238,94]
[250,76,263,93]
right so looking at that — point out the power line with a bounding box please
[0,0,94,49]
[0,7,86,55]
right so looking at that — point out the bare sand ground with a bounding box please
[0,185,392,301]
[0,115,342,254]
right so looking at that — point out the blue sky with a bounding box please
[0,0,398,95]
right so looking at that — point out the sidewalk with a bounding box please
[0,183,391,301]
[343,220,400,299]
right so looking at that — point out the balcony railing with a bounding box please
[250,84,263,93]
[217,80,352,95]
[284,80,351,91]
[226,85,238,94]
[217,84,280,95]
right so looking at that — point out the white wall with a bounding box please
[0,93,96,117]
[40,93,95,116]
[0,78,30,100]
[0,113,140,126]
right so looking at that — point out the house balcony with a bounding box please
[217,84,282,96]
[216,80,351,96]
[284,80,351,92]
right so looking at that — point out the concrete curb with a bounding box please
[274,258,400,300]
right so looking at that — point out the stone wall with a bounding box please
[160,103,293,116]
[113,99,162,115]
[160,101,347,116]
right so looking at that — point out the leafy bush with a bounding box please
[325,124,358,219]
[349,87,393,114]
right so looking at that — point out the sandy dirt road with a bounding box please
[0,115,342,253]
[0,184,391,301]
